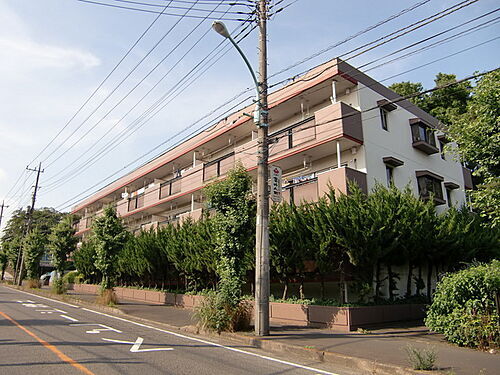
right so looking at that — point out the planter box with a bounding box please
[69,284,425,331]
[308,305,349,329]
[269,302,308,326]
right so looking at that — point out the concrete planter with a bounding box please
[69,284,425,331]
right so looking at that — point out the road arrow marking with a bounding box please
[102,337,173,352]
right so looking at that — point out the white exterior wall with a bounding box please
[357,82,466,210]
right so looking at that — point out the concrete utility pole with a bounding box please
[254,0,270,337]
[0,200,9,230]
[16,162,44,286]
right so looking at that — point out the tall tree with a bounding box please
[447,71,500,226]
[388,81,427,109]
[203,165,255,320]
[49,215,78,275]
[92,206,128,291]
[23,227,47,280]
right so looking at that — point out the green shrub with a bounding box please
[194,291,251,333]
[62,271,83,284]
[405,345,437,370]
[51,278,67,295]
[425,260,500,349]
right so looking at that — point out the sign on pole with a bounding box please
[270,165,282,203]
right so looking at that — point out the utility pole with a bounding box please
[254,0,270,336]
[0,200,9,230]
[15,162,44,286]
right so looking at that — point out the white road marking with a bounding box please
[54,309,67,313]
[23,303,48,308]
[60,315,79,322]
[37,310,55,314]
[5,287,339,374]
[82,308,339,375]
[102,338,136,345]
[102,337,174,353]
[8,288,79,308]
[16,300,34,303]
[70,323,122,334]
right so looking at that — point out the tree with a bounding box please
[23,227,47,280]
[388,81,427,109]
[447,71,500,226]
[425,73,471,124]
[1,207,64,273]
[270,202,312,299]
[92,206,128,291]
[0,249,7,280]
[49,215,78,275]
[73,237,100,284]
[198,165,255,332]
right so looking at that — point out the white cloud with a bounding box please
[0,37,100,71]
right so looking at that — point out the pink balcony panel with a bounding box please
[293,181,319,203]
[235,139,258,169]
[180,164,203,193]
[318,167,367,197]
[314,102,363,142]
[116,198,128,217]
[179,208,203,223]
[144,185,159,206]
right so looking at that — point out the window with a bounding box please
[203,152,235,181]
[380,108,389,131]
[444,182,459,208]
[416,171,444,204]
[128,194,144,211]
[382,157,403,187]
[438,135,449,160]
[159,177,181,199]
[377,99,396,131]
[410,119,439,155]
[386,165,394,186]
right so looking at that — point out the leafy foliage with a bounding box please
[73,237,100,284]
[23,227,47,280]
[425,260,500,348]
[92,206,129,290]
[196,165,255,331]
[49,215,78,274]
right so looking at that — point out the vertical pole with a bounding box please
[16,162,43,286]
[336,141,341,168]
[0,200,9,230]
[255,0,270,336]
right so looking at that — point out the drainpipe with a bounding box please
[336,141,341,168]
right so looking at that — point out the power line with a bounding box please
[76,0,253,20]
[42,2,248,174]
[27,0,177,168]
[42,0,203,167]
[269,0,479,88]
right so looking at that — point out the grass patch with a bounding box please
[405,345,437,371]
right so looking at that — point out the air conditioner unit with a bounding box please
[121,192,129,199]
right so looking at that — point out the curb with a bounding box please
[3,285,426,375]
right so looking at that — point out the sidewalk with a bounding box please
[49,286,500,374]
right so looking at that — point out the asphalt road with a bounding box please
[0,286,356,375]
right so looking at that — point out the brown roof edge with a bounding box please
[444,182,460,190]
[336,59,443,131]
[415,170,444,181]
[382,156,404,167]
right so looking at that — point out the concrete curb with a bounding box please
[3,285,429,375]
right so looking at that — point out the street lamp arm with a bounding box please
[212,21,261,125]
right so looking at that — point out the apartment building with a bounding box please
[73,58,472,238]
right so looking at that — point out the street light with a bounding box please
[211,21,261,125]
[212,19,270,336]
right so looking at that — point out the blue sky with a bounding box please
[0,0,498,229]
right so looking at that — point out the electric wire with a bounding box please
[42,0,202,166]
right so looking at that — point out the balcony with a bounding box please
[410,118,439,155]
[282,167,367,204]
[235,101,362,169]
